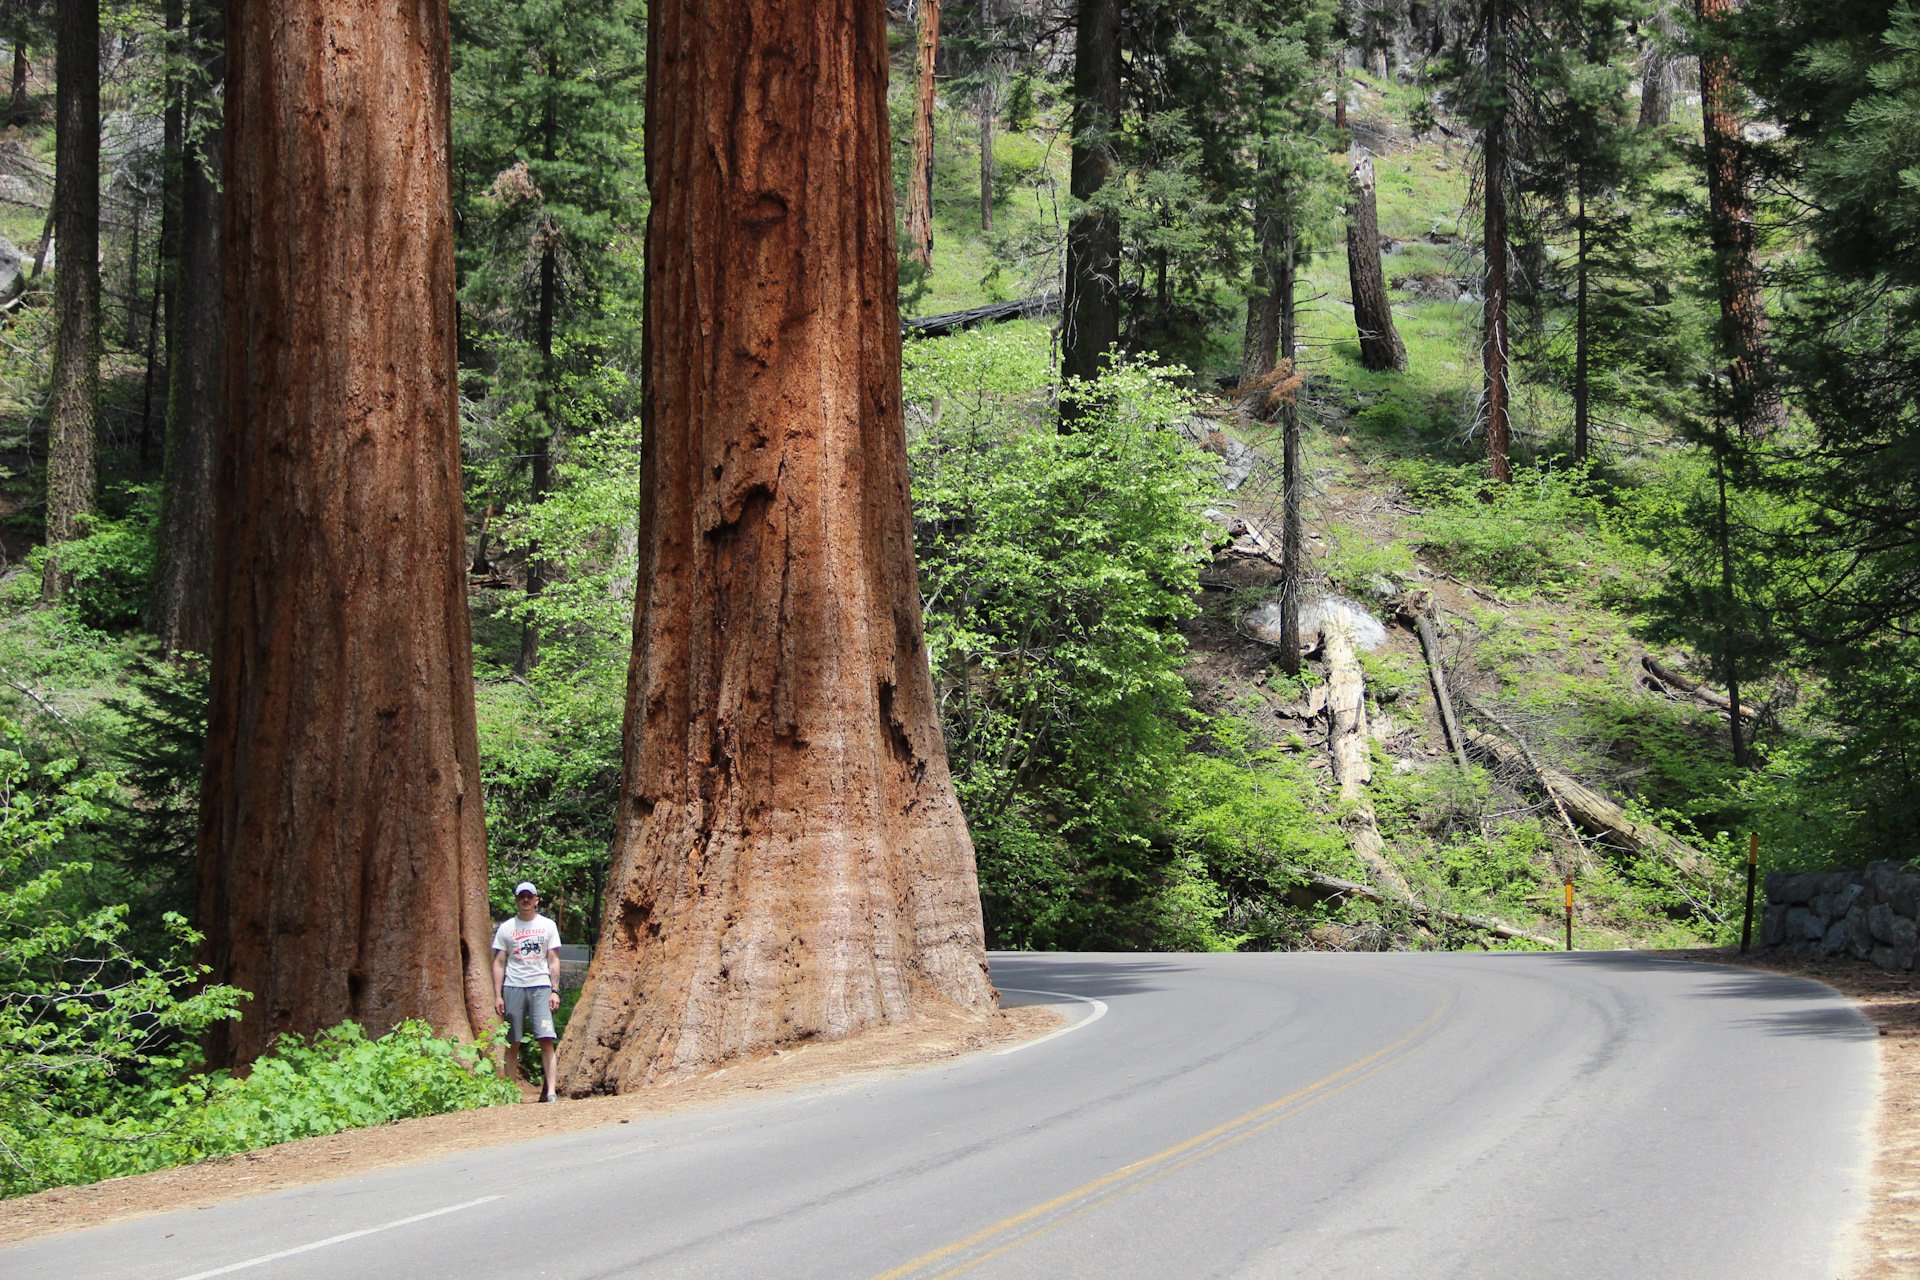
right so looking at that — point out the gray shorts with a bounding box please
[503,984,556,1042]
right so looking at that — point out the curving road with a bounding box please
[2,952,1876,1279]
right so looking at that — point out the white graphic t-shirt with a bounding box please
[492,913,562,988]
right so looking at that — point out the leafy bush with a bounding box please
[906,334,1223,947]
[31,488,161,631]
[0,731,243,1197]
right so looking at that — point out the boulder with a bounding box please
[1866,862,1920,918]
[1785,907,1825,944]
[1766,871,1822,906]
[1871,902,1904,946]
[1760,904,1787,948]
[0,235,20,300]
[1845,907,1874,961]
[1819,916,1853,957]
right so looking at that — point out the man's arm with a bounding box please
[492,948,507,1015]
[547,931,562,1010]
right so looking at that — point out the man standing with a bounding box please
[492,882,562,1101]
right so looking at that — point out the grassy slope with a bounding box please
[902,68,1748,949]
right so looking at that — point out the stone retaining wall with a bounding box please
[1762,862,1920,971]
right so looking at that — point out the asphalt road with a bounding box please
[3,951,1876,1279]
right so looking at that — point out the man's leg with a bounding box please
[539,1037,557,1100]
[503,987,529,1087]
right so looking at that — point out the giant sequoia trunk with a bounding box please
[1060,0,1120,421]
[557,0,995,1093]
[1345,152,1405,372]
[198,0,494,1070]
[904,0,938,267]
[151,0,223,656]
[1696,0,1784,439]
[43,0,101,599]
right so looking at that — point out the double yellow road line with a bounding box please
[874,985,1454,1280]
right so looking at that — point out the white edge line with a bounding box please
[172,1194,502,1280]
[994,987,1109,1055]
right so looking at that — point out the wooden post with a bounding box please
[1564,877,1575,951]
[1740,832,1759,953]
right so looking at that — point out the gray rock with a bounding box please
[1766,871,1822,905]
[1245,595,1389,653]
[1820,916,1853,957]
[1867,862,1920,918]
[1873,944,1898,972]
[1871,903,1898,945]
[0,174,35,204]
[1760,904,1787,948]
[0,235,19,300]
[1846,907,1874,960]
[1786,907,1826,943]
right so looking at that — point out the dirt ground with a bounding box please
[5,953,1915,1275]
[0,1003,1059,1249]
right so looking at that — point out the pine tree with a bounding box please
[42,0,99,597]
[450,0,646,674]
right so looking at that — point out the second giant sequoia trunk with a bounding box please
[1345,152,1405,372]
[556,0,995,1093]
[1697,0,1784,438]
[198,0,494,1070]
[904,0,938,267]
[1061,0,1121,420]
[43,0,100,599]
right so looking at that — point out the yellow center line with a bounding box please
[872,984,1455,1280]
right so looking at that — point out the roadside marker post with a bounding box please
[1564,877,1574,952]
[1740,832,1759,954]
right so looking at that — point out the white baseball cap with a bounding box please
[514,881,538,897]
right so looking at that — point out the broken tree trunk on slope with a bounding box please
[1396,591,1470,778]
[1286,867,1558,948]
[1458,701,1717,894]
[1641,654,1758,722]
[1324,620,1414,901]
[1345,152,1406,372]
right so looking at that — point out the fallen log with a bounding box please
[1397,590,1471,778]
[1459,699,1719,899]
[901,291,1060,338]
[1284,866,1559,948]
[1324,619,1415,902]
[1640,654,1758,722]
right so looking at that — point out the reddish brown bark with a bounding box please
[904,0,939,267]
[197,0,494,1070]
[1697,0,1785,438]
[557,0,995,1092]
[43,0,100,599]
[1346,152,1406,372]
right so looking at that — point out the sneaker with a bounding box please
[541,1091,557,1103]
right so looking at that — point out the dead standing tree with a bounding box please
[1345,151,1405,372]
[556,0,996,1093]
[904,0,939,267]
[197,0,495,1070]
